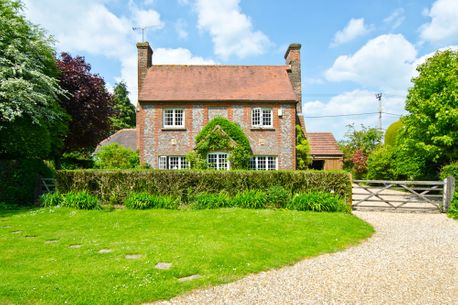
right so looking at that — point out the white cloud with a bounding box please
[194,0,271,59]
[384,8,405,30]
[23,0,213,105]
[175,19,189,39]
[302,90,406,139]
[154,48,215,64]
[325,34,417,92]
[331,18,371,47]
[420,0,458,44]
[131,7,164,29]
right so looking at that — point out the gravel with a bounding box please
[153,212,458,305]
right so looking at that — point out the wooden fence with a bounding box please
[352,177,455,212]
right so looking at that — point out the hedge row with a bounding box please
[56,169,352,205]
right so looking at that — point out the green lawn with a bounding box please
[0,207,373,304]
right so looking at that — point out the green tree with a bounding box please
[296,125,311,170]
[338,124,383,172]
[384,120,403,147]
[110,81,136,132]
[398,50,458,179]
[0,0,68,159]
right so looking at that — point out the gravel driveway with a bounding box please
[154,212,458,305]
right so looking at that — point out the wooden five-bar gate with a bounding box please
[352,177,455,213]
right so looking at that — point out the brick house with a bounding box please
[136,41,307,170]
[135,41,342,170]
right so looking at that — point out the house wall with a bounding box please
[311,157,343,170]
[138,102,296,169]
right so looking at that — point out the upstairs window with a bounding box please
[249,156,277,170]
[252,108,272,128]
[158,156,189,170]
[207,152,229,170]
[163,109,184,128]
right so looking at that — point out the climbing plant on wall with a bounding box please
[190,116,252,169]
[296,124,312,170]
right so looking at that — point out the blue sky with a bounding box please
[24,0,458,140]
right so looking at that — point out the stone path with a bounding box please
[154,212,458,305]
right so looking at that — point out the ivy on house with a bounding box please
[296,124,312,170]
[188,116,252,169]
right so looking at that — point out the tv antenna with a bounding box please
[375,93,383,132]
[132,26,152,42]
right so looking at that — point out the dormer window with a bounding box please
[163,109,184,128]
[252,108,272,128]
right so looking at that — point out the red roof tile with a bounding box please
[307,132,343,156]
[139,65,297,102]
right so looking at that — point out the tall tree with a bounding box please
[397,49,458,179]
[338,124,382,172]
[0,0,68,159]
[110,81,136,132]
[56,53,113,152]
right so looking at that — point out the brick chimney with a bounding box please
[137,42,153,99]
[284,43,302,113]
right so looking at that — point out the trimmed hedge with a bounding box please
[56,169,352,205]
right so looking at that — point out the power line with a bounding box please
[303,111,403,119]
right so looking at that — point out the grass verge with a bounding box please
[0,207,373,304]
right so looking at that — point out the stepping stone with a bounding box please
[125,254,142,260]
[69,244,81,249]
[45,240,58,244]
[155,262,172,270]
[11,230,22,234]
[178,274,201,282]
[98,249,112,253]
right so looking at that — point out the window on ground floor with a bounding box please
[249,156,277,170]
[158,156,189,170]
[207,152,229,170]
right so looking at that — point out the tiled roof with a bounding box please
[95,128,137,153]
[139,65,297,102]
[307,132,343,156]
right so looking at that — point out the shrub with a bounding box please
[62,191,100,210]
[56,170,352,205]
[61,150,94,169]
[0,159,54,205]
[287,192,350,213]
[124,192,179,209]
[440,162,458,180]
[232,190,267,209]
[448,192,458,219]
[366,145,397,180]
[190,192,232,209]
[266,186,290,208]
[94,143,140,169]
[40,192,62,207]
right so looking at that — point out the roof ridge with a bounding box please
[150,64,290,68]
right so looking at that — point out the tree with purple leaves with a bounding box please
[56,53,114,152]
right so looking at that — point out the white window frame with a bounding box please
[249,156,278,170]
[163,108,185,128]
[251,108,273,128]
[158,156,189,170]
[207,152,230,170]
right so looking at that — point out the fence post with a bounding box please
[443,176,456,212]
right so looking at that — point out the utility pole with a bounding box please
[375,93,383,132]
